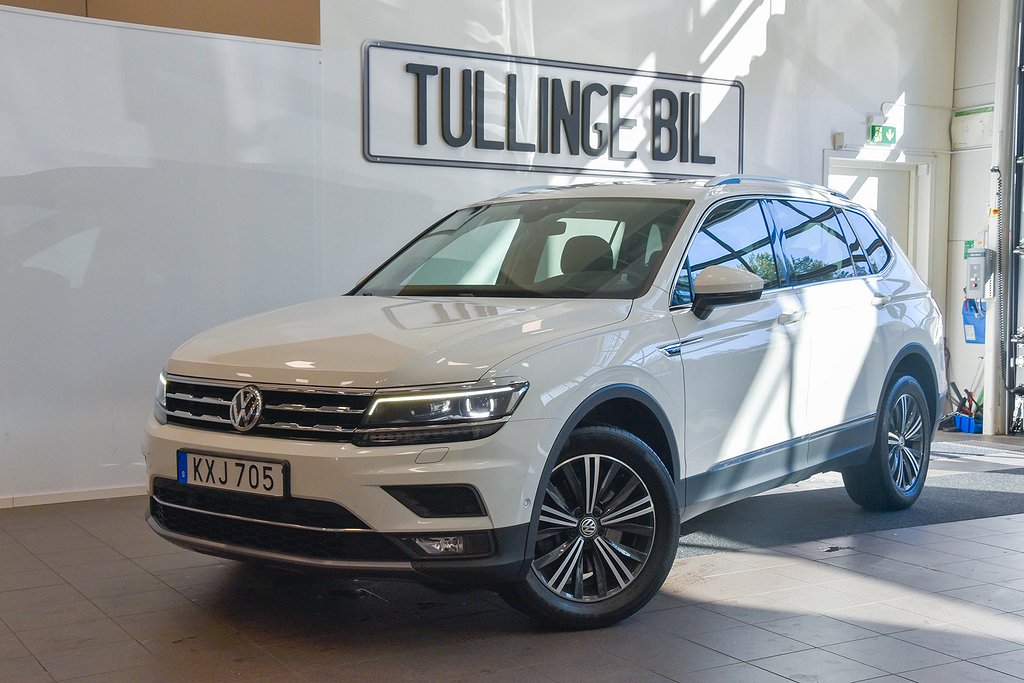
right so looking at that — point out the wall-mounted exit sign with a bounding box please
[869,124,897,145]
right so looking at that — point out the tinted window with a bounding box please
[672,199,779,306]
[843,210,892,274]
[770,200,855,285]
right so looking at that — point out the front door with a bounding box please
[669,198,806,505]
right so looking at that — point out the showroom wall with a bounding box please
[0,7,321,503]
[0,1,967,503]
[946,0,1000,392]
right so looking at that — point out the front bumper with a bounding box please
[143,416,550,582]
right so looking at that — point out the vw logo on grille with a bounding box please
[229,385,264,432]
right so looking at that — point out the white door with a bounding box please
[764,198,886,448]
[827,160,918,269]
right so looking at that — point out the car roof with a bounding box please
[482,175,856,208]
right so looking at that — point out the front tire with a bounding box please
[501,426,678,629]
[843,376,931,511]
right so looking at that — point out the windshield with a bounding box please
[356,197,692,298]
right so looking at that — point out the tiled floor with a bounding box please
[2,500,1024,680]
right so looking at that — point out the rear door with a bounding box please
[766,199,884,467]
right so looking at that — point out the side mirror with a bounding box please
[691,265,764,320]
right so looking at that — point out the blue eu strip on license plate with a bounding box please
[177,450,188,483]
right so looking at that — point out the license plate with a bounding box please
[177,451,285,497]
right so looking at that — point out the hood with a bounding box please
[166,295,631,388]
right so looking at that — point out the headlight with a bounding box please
[354,379,528,446]
[155,371,168,423]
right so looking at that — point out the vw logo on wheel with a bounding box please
[229,385,264,432]
[579,516,599,538]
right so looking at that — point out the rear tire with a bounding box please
[843,376,931,511]
[501,426,678,629]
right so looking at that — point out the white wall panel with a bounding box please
[0,8,321,501]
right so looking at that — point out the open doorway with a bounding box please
[826,158,927,278]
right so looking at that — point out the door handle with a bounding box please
[871,294,892,308]
[776,311,805,325]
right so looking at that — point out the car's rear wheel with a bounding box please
[500,425,678,629]
[843,375,931,511]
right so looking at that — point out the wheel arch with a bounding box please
[881,343,940,425]
[520,384,680,573]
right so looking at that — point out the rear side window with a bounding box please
[768,200,855,285]
[672,199,780,306]
[843,210,892,274]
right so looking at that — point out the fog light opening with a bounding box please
[415,536,465,555]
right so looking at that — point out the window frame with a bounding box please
[670,197,785,308]
[840,208,893,275]
[766,198,859,287]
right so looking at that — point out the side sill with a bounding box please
[681,415,876,521]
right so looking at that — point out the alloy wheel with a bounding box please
[531,454,656,602]
[886,393,926,492]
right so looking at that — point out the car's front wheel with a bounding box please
[500,425,679,629]
[843,375,931,511]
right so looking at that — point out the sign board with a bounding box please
[868,124,897,145]
[363,41,744,179]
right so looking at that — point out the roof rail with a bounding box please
[707,174,850,200]
[497,185,561,197]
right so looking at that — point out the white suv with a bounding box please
[144,175,944,628]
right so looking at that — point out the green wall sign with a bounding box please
[869,124,897,145]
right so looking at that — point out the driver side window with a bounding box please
[672,199,779,306]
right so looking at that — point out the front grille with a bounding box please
[150,495,408,562]
[163,375,372,442]
[152,478,369,530]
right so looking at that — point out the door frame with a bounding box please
[823,149,948,318]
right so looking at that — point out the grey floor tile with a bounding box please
[0,508,71,532]
[884,593,1002,623]
[70,572,168,600]
[698,594,796,624]
[52,560,149,584]
[37,640,158,681]
[34,547,126,570]
[9,527,106,555]
[0,568,64,594]
[921,539,1017,561]
[637,603,747,636]
[681,662,790,682]
[765,583,875,613]
[0,599,106,632]
[825,603,946,635]
[957,612,1024,645]
[942,583,1024,612]
[900,660,1023,682]
[0,584,84,614]
[753,648,886,683]
[891,623,1020,659]
[969,647,1024,678]
[0,631,29,660]
[825,635,957,674]
[758,614,878,647]
[685,624,810,661]
[0,549,48,576]
[0,655,53,682]
[90,588,196,619]
[16,617,133,657]
[975,532,1024,553]
[937,558,1024,583]
[868,528,953,547]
